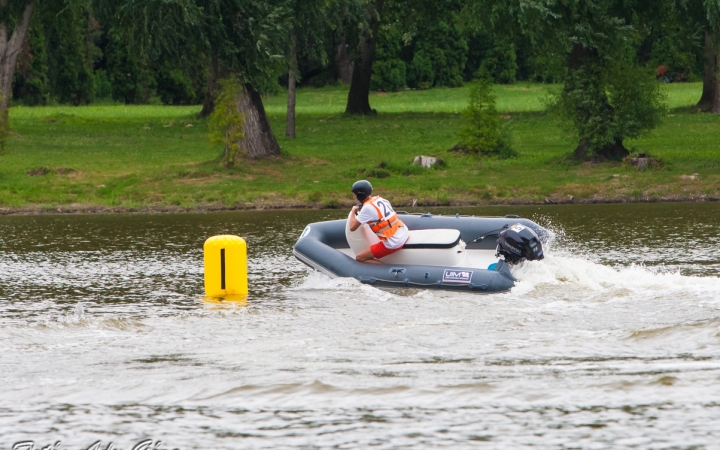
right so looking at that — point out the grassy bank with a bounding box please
[1,82,718,213]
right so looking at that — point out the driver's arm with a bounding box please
[349,205,362,231]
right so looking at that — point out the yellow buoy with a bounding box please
[204,235,248,297]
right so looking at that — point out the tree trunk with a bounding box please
[344,0,383,115]
[574,138,628,162]
[334,34,353,84]
[198,53,219,118]
[697,33,717,112]
[238,84,281,158]
[286,31,297,138]
[0,0,34,132]
[712,39,720,114]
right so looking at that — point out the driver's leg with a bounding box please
[355,248,383,264]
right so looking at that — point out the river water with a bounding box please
[1,203,720,449]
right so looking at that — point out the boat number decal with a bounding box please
[300,226,311,239]
[442,269,473,283]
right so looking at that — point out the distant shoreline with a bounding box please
[2,84,717,215]
[2,194,717,216]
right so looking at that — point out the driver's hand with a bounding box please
[351,205,359,215]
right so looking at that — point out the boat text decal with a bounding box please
[442,269,473,283]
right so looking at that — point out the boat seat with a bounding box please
[402,229,462,249]
[345,213,468,267]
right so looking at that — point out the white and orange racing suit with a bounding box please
[356,196,409,249]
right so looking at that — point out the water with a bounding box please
[1,203,720,449]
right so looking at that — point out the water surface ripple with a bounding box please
[1,203,719,448]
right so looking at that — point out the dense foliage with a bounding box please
[5,0,712,107]
[463,0,684,159]
[208,77,244,168]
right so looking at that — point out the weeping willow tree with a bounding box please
[100,0,289,158]
[0,0,35,147]
[466,0,667,161]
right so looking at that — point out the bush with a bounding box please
[457,74,516,158]
[208,77,244,168]
[367,168,391,178]
[371,59,406,92]
[407,53,434,89]
[371,23,407,92]
[94,70,113,100]
[156,63,198,105]
[480,39,518,84]
[409,19,467,88]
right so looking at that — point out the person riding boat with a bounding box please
[348,180,409,264]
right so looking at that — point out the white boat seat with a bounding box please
[345,213,468,266]
[402,229,461,249]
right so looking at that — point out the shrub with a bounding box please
[480,39,518,84]
[156,62,198,105]
[409,19,467,88]
[371,59,406,92]
[371,23,407,92]
[367,168,391,178]
[208,77,244,168]
[407,53,434,89]
[94,70,113,100]
[457,74,516,158]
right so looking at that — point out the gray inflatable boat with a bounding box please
[293,212,549,293]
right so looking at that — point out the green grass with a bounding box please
[0,82,718,211]
[263,82,703,114]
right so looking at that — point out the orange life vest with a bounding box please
[364,196,405,241]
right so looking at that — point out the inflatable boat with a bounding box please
[293,211,549,293]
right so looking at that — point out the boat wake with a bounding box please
[294,223,720,305]
[510,241,720,300]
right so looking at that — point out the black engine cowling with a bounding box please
[496,224,544,265]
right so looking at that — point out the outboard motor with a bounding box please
[496,224,544,265]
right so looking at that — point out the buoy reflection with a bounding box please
[201,295,248,309]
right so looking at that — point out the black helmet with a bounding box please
[351,180,373,202]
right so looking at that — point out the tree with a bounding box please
[697,32,717,111]
[0,0,35,133]
[45,1,99,105]
[286,0,329,138]
[13,13,49,105]
[344,0,468,113]
[370,2,469,91]
[466,0,667,160]
[458,73,514,157]
[103,0,289,158]
[345,0,384,115]
[694,0,720,113]
[404,1,469,89]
